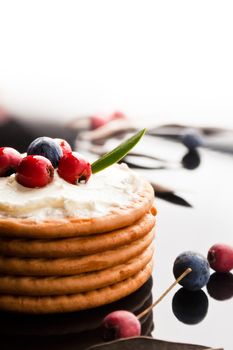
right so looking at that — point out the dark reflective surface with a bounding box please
[1,135,233,350]
[0,278,153,350]
[144,137,233,350]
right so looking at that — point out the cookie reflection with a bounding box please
[0,277,153,350]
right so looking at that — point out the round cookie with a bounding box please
[0,230,154,276]
[0,181,155,239]
[0,212,155,258]
[0,263,152,313]
[0,245,153,295]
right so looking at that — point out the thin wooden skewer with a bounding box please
[137,267,192,320]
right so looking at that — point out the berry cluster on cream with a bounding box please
[0,137,91,188]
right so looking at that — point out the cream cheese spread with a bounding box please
[0,164,144,220]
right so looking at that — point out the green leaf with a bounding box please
[91,128,146,174]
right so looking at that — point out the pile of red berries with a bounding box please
[0,137,92,188]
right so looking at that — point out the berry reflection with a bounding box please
[172,287,209,325]
[207,272,233,301]
[182,149,201,170]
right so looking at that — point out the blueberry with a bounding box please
[181,129,203,149]
[172,287,209,324]
[27,137,62,168]
[173,251,210,290]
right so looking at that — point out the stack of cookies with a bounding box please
[0,164,156,314]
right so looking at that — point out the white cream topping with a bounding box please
[0,164,144,221]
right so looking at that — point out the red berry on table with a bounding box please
[207,243,233,273]
[58,152,91,184]
[16,155,54,188]
[0,147,22,176]
[108,111,127,121]
[90,115,108,130]
[54,138,72,155]
[102,310,141,341]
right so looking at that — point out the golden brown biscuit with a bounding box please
[0,181,155,239]
[0,230,154,276]
[0,245,153,295]
[0,262,152,313]
[0,212,155,258]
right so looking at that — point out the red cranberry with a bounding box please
[0,147,22,176]
[208,243,233,273]
[90,115,108,130]
[54,138,72,155]
[102,310,141,341]
[58,152,91,184]
[108,111,127,121]
[16,155,54,188]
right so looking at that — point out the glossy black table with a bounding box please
[0,136,232,350]
[144,138,233,350]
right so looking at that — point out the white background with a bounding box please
[0,0,233,127]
